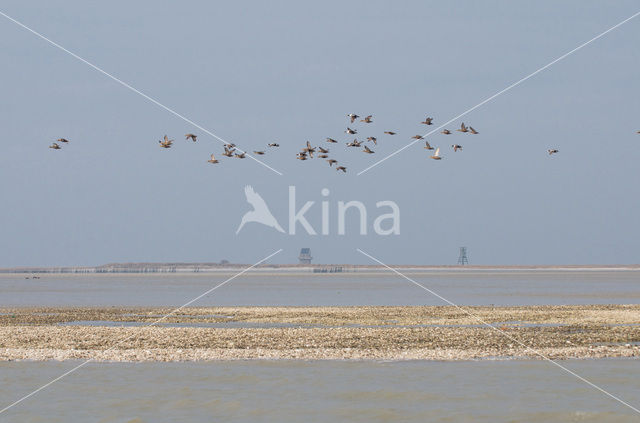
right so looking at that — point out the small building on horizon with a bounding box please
[298,248,312,264]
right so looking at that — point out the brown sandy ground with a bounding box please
[1,305,639,361]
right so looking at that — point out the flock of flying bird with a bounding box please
[294,113,482,171]
[49,119,640,166]
[48,138,69,149]
[156,132,277,165]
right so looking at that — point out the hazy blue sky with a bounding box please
[1,1,639,266]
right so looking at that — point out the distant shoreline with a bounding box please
[2,305,639,362]
[1,263,639,274]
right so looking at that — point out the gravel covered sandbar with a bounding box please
[1,305,639,361]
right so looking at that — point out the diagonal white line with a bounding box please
[0,248,283,415]
[356,248,640,415]
[357,10,640,176]
[0,10,283,176]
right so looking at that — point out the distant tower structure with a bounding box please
[457,247,469,265]
[298,248,312,264]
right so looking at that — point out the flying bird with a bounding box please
[360,115,373,123]
[469,126,479,134]
[268,143,280,147]
[363,145,375,154]
[235,152,246,158]
[548,149,559,155]
[253,151,265,155]
[318,147,329,154]
[441,129,451,135]
[452,144,463,152]
[336,166,347,172]
[424,141,434,150]
[303,142,316,157]
[49,143,61,150]
[318,154,329,159]
[412,135,423,140]
[236,185,285,234]
[57,138,69,143]
[327,159,338,167]
[326,138,338,143]
[431,147,442,160]
[185,133,197,142]
[345,127,357,135]
[207,154,219,164]
[346,139,362,147]
[347,113,359,123]
[384,131,396,135]
[159,135,173,148]
[456,123,468,133]
[367,137,377,145]
[421,117,433,125]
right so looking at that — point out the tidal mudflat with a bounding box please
[2,305,639,361]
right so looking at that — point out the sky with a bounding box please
[0,1,639,267]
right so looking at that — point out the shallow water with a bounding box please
[2,270,639,421]
[1,359,639,422]
[1,269,640,307]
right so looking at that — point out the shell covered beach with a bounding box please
[2,305,640,362]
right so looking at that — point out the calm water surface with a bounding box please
[1,270,639,421]
[1,270,639,307]
[1,360,639,422]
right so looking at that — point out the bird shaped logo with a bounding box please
[236,185,285,234]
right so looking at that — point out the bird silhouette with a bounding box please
[236,185,285,234]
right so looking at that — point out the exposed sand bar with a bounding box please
[1,305,639,361]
